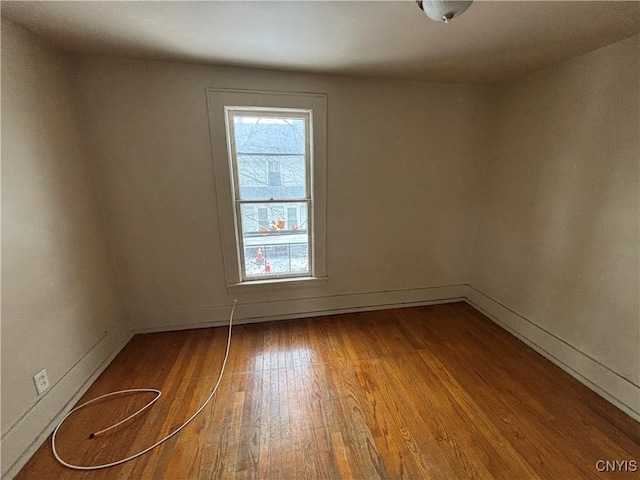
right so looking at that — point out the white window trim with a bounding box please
[206,88,327,290]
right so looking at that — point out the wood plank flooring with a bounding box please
[15,302,640,479]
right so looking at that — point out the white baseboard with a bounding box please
[130,284,468,333]
[1,326,133,480]
[465,285,640,422]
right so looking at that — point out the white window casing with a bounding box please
[207,89,327,289]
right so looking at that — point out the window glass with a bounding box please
[233,116,307,201]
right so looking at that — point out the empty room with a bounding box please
[1,1,639,479]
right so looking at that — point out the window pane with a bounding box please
[233,116,305,154]
[233,115,307,200]
[237,155,306,200]
[240,202,309,278]
[240,202,308,234]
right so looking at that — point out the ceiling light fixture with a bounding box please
[416,0,473,23]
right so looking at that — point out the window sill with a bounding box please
[227,276,328,292]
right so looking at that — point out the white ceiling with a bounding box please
[2,1,639,84]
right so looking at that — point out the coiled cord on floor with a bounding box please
[52,300,238,470]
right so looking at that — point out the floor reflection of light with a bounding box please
[252,346,313,371]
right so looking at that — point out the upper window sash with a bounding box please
[225,108,312,204]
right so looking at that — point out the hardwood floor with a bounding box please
[16,302,639,479]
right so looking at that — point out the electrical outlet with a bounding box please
[33,369,50,395]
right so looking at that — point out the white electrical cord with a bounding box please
[52,300,238,470]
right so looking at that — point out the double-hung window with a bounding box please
[207,89,327,287]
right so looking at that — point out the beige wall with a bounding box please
[470,36,640,415]
[1,21,124,476]
[68,55,491,330]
